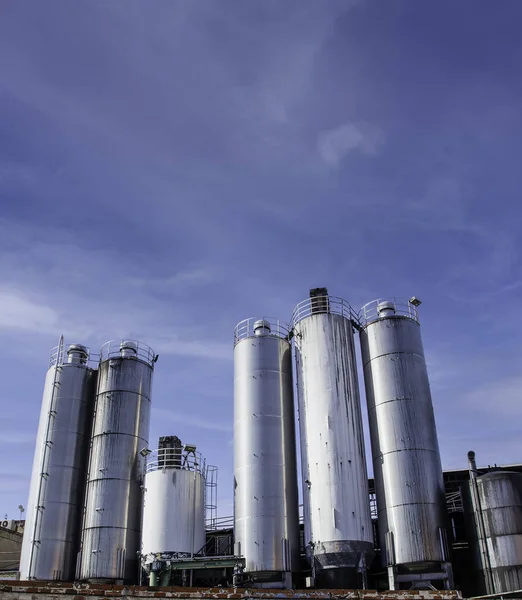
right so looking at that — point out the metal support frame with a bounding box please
[387,562,454,591]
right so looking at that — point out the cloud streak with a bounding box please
[318,122,385,166]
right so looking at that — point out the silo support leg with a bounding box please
[387,565,397,590]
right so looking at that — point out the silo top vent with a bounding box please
[120,340,138,357]
[66,344,89,364]
[253,319,271,335]
[377,301,396,317]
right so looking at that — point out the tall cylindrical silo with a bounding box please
[359,298,453,590]
[292,291,374,589]
[141,439,207,586]
[233,318,300,588]
[20,339,96,581]
[466,452,522,595]
[78,340,155,583]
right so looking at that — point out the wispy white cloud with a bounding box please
[318,122,385,167]
[0,288,59,334]
[125,267,218,289]
[0,219,231,361]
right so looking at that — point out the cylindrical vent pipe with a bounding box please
[359,297,453,590]
[20,339,96,581]
[233,317,300,588]
[78,340,155,583]
[292,291,374,589]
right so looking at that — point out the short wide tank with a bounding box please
[141,440,206,585]
[466,460,522,595]
[292,292,374,589]
[20,340,96,581]
[78,341,155,582]
[359,298,452,590]
[233,318,300,588]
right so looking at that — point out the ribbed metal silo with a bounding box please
[233,318,300,588]
[359,298,453,590]
[20,338,96,581]
[78,340,155,583]
[466,452,522,595]
[292,291,374,589]
[141,439,207,586]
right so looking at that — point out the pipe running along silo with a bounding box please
[466,451,522,595]
[79,340,155,582]
[233,318,300,588]
[292,290,374,589]
[359,298,452,590]
[20,338,96,581]
[141,438,207,587]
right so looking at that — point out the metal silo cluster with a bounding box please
[20,338,157,584]
[233,288,453,590]
[23,286,522,593]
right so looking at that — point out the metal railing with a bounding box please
[145,448,205,475]
[234,318,291,346]
[446,490,464,513]
[291,295,359,327]
[206,515,233,530]
[100,339,156,367]
[358,297,420,327]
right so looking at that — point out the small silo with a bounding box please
[233,318,300,588]
[78,340,155,582]
[359,298,453,590]
[466,452,522,594]
[20,339,96,581]
[292,290,374,589]
[141,439,207,586]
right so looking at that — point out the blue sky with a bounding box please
[1,0,522,520]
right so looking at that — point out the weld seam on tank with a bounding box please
[363,350,425,364]
[374,448,442,456]
[90,432,149,440]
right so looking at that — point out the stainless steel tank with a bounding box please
[233,318,300,588]
[359,298,452,590]
[141,442,206,586]
[20,339,96,581]
[466,453,522,594]
[292,292,374,589]
[78,340,155,582]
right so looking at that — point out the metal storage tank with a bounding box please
[359,298,452,590]
[78,340,155,583]
[466,452,522,594]
[233,318,300,588]
[20,338,96,581]
[141,440,206,586]
[292,290,374,589]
